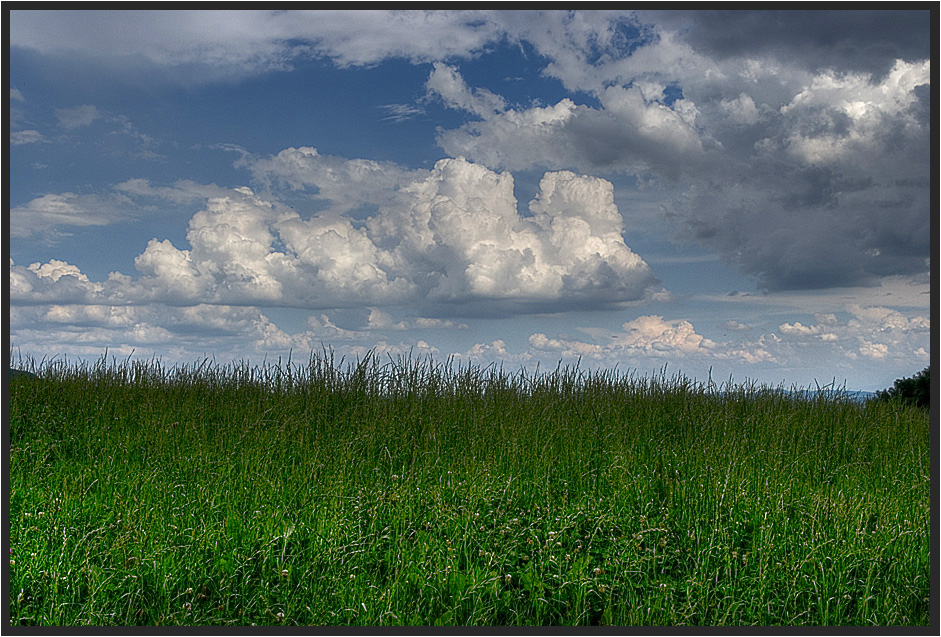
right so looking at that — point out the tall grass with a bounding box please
[7,351,931,626]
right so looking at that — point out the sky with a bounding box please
[7,9,934,392]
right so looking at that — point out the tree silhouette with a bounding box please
[876,367,930,409]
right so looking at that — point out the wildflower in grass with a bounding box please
[281,569,289,577]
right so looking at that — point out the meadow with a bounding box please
[7,352,931,626]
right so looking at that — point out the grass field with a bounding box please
[7,352,932,626]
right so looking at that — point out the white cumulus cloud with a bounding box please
[12,155,660,316]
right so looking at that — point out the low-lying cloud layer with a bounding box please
[10,297,928,388]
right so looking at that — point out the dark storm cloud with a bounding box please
[646,9,930,78]
[666,151,931,291]
[625,9,933,292]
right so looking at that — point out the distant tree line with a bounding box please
[876,367,930,409]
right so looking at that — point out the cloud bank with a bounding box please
[11,154,660,315]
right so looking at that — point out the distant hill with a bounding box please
[785,389,876,403]
[705,387,877,403]
[9,369,40,380]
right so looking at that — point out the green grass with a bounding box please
[7,352,931,626]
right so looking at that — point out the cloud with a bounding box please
[10,129,47,145]
[779,321,834,339]
[10,258,105,305]
[777,60,930,165]
[9,301,329,360]
[775,305,929,364]
[643,9,930,79]
[379,159,658,308]
[36,103,164,159]
[112,178,233,204]
[427,62,507,118]
[721,320,751,332]
[11,191,137,240]
[613,315,716,354]
[55,104,101,129]
[846,304,930,334]
[433,76,704,176]
[663,59,930,290]
[379,103,425,122]
[465,339,531,365]
[242,146,415,214]
[11,178,239,244]
[366,308,467,331]
[11,10,305,83]
[290,10,504,68]
[480,301,929,372]
[10,10,506,83]
[719,93,760,126]
[857,340,889,360]
[522,313,774,366]
[13,156,660,315]
[529,315,715,360]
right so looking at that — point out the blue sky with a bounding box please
[8,9,933,391]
